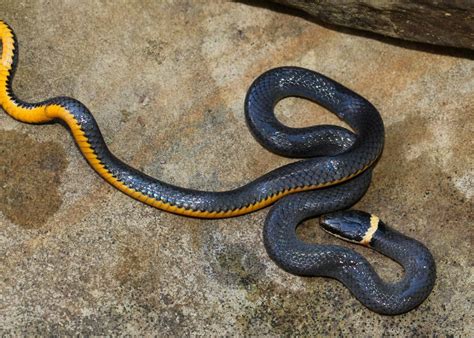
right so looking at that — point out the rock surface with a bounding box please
[269,0,474,49]
[0,1,473,335]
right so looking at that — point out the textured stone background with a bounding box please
[269,0,474,49]
[1,1,472,335]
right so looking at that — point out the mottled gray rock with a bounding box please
[269,0,474,49]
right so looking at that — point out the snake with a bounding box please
[0,20,435,314]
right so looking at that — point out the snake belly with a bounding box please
[1,21,440,316]
[0,20,384,218]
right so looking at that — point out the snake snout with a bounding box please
[320,210,372,244]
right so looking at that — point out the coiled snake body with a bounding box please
[0,21,435,314]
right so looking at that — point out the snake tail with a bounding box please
[0,19,384,219]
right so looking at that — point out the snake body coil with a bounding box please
[0,20,435,314]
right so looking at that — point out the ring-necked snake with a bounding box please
[0,20,435,314]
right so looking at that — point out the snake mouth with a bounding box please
[320,213,349,238]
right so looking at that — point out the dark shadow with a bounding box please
[237,0,474,60]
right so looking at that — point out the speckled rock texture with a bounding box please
[269,0,474,49]
[0,1,472,335]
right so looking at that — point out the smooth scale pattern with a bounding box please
[0,20,435,314]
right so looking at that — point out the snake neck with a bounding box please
[338,223,436,315]
[264,196,436,315]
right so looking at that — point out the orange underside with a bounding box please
[0,20,369,218]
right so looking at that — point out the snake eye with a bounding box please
[320,210,373,244]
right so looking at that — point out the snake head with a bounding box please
[320,210,379,246]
